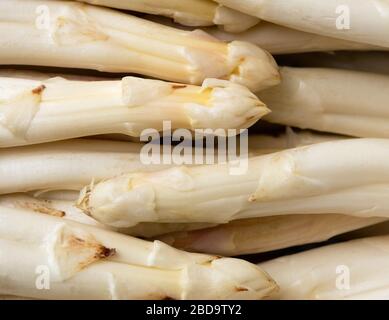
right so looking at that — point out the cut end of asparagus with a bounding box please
[182,257,278,299]
[214,5,260,33]
[227,41,281,92]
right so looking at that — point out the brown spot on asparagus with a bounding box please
[19,200,65,218]
[162,296,175,300]
[236,287,249,292]
[66,235,116,270]
[32,85,46,94]
[97,247,116,259]
[172,84,187,89]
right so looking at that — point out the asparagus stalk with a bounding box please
[0,0,279,92]
[0,206,277,300]
[0,193,216,238]
[80,138,389,227]
[0,75,268,147]
[77,0,259,32]
[261,67,389,138]
[206,22,381,55]
[0,139,169,194]
[0,128,336,196]
[158,214,385,256]
[259,235,389,299]
[214,0,389,48]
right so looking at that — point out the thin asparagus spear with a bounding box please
[158,214,385,256]
[261,67,389,138]
[0,75,268,147]
[77,0,259,32]
[80,139,389,227]
[0,0,279,91]
[214,0,389,48]
[206,22,381,55]
[259,235,389,299]
[0,206,277,300]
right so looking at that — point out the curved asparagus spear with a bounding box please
[206,22,381,55]
[77,0,259,32]
[0,206,277,300]
[214,0,389,48]
[0,75,268,147]
[80,139,389,227]
[260,235,389,299]
[261,67,389,138]
[0,0,279,91]
[158,215,385,256]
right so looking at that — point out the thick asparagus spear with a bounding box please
[261,67,389,138]
[206,22,381,55]
[79,139,389,227]
[77,0,259,32]
[0,127,337,195]
[260,235,389,299]
[0,75,268,147]
[214,0,389,48]
[0,0,279,91]
[0,205,277,300]
[158,215,385,256]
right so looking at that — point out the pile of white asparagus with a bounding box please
[1,0,389,300]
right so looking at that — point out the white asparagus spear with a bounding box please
[0,0,279,92]
[0,206,277,300]
[259,235,389,299]
[0,193,217,238]
[0,75,268,147]
[214,0,389,48]
[206,22,381,55]
[158,215,385,256]
[77,0,259,32]
[0,127,336,196]
[0,139,168,194]
[261,67,389,138]
[80,139,389,227]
